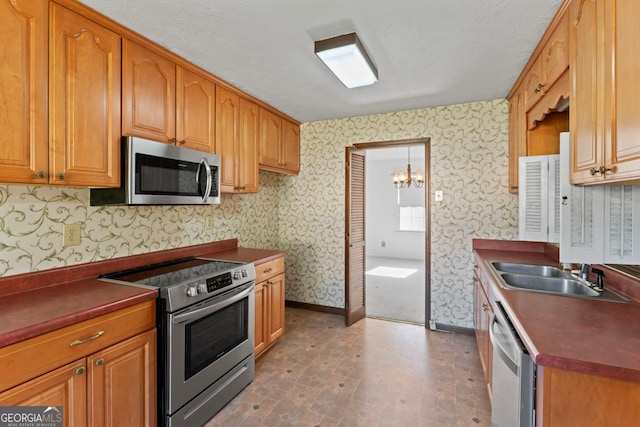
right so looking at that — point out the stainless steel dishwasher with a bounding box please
[490,301,535,427]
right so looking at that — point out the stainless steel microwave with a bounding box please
[90,136,220,205]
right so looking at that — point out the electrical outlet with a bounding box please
[204,217,214,230]
[63,223,81,247]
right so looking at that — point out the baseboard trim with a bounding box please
[432,322,474,335]
[285,300,345,316]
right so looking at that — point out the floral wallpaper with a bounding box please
[1,99,518,328]
[280,99,518,328]
[0,172,281,277]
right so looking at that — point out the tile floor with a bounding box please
[205,307,491,427]
[365,256,425,324]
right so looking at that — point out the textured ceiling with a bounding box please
[77,0,564,123]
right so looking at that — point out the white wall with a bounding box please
[365,151,425,260]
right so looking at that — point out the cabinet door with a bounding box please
[176,66,216,153]
[603,0,640,181]
[254,281,267,356]
[0,359,86,426]
[542,10,569,91]
[215,86,239,193]
[258,108,282,169]
[281,119,301,175]
[87,329,156,427]
[267,273,285,343]
[0,0,48,184]
[49,4,121,187]
[238,98,259,193]
[508,87,526,193]
[523,57,544,112]
[122,40,176,143]
[569,0,603,184]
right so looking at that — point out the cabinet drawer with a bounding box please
[255,256,285,283]
[0,300,155,393]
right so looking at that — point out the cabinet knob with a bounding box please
[75,367,85,375]
[179,139,186,145]
[36,171,47,179]
[482,303,489,312]
[56,173,65,180]
[95,358,104,367]
[169,137,177,144]
[590,166,612,176]
[473,265,479,270]
[534,83,545,94]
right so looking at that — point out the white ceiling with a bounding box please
[78,0,564,123]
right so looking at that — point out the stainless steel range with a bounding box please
[100,257,256,427]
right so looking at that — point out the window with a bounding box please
[398,205,425,231]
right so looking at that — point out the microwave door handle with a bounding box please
[196,158,213,202]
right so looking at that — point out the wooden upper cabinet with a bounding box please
[259,108,282,169]
[523,58,544,112]
[176,66,216,152]
[259,108,300,175]
[281,119,300,174]
[215,86,239,193]
[49,3,121,187]
[508,87,526,193]
[525,7,570,124]
[568,0,640,184]
[603,0,640,182]
[0,0,48,184]
[122,39,176,144]
[238,98,259,193]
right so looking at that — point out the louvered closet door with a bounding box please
[604,186,640,264]
[519,156,550,242]
[548,156,561,243]
[345,148,366,326]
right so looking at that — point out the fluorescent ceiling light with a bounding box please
[315,33,378,88]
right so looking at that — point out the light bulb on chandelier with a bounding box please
[392,147,424,189]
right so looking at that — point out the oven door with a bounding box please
[166,281,254,414]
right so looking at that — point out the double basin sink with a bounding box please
[489,262,629,303]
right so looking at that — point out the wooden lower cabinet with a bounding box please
[254,256,285,358]
[473,269,493,401]
[537,366,640,426]
[0,301,156,427]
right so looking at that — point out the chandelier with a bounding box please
[392,147,424,189]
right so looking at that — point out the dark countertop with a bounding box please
[474,239,640,383]
[0,278,157,347]
[0,239,285,349]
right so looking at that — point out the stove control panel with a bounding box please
[206,272,233,293]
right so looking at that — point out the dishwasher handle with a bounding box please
[489,312,519,375]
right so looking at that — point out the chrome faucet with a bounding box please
[579,263,590,281]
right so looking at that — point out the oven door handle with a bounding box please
[172,283,253,325]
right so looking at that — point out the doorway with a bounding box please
[345,138,431,326]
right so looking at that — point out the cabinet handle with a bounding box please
[590,166,612,176]
[70,330,104,347]
[179,139,186,145]
[75,367,85,375]
[482,303,489,312]
[262,267,273,274]
[36,171,47,179]
[473,265,479,270]
[534,83,545,94]
[56,173,65,180]
[95,358,104,367]
[169,137,177,144]
[510,185,518,190]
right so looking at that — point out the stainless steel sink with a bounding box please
[488,261,629,302]
[491,262,572,278]
[500,273,601,297]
